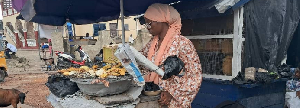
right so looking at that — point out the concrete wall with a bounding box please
[73,24,94,37]
[100,17,141,42]
[72,31,114,61]
[71,29,152,62]
[27,22,35,39]
[131,29,152,51]
[63,16,142,42]
[51,31,64,64]
[46,16,149,63]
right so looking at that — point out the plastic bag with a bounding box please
[233,71,277,84]
[277,64,293,78]
[286,92,300,108]
[114,44,145,86]
[45,75,79,98]
[162,55,185,80]
[232,71,255,84]
[144,82,160,91]
[255,72,274,83]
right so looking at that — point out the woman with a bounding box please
[140,3,202,108]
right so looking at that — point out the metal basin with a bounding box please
[70,76,132,97]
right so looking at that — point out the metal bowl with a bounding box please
[70,76,132,97]
[143,90,162,96]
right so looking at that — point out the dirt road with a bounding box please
[0,50,52,108]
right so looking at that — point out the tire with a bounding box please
[57,59,67,70]
[85,62,93,68]
[0,70,6,82]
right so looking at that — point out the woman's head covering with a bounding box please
[143,3,182,84]
[144,3,181,34]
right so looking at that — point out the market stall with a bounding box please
[18,0,197,107]
[179,0,300,107]
[15,0,300,108]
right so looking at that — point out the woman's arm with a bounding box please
[159,37,202,107]
[138,39,153,75]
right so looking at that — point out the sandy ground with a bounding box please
[0,50,53,108]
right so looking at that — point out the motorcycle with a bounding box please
[55,46,93,69]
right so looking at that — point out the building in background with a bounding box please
[0,0,39,49]
[63,16,142,42]
[0,0,142,48]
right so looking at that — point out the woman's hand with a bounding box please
[158,91,173,106]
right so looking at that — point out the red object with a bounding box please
[54,51,61,56]
[23,32,28,47]
[54,51,86,66]
[19,30,39,49]
[15,32,22,48]
[71,60,85,65]
[35,31,39,47]
[48,39,52,55]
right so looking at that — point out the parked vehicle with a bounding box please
[0,37,8,82]
[55,46,92,69]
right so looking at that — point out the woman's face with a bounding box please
[144,18,163,36]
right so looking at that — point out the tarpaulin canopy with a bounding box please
[172,0,232,19]
[12,0,27,12]
[243,0,300,71]
[18,0,250,26]
[176,0,252,19]
[20,0,183,26]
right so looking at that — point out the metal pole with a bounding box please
[136,15,138,36]
[37,24,41,59]
[73,24,76,37]
[116,18,119,30]
[120,0,125,44]
[116,17,119,38]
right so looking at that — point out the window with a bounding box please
[191,39,233,76]
[93,24,100,36]
[124,24,129,31]
[99,23,106,30]
[109,23,118,38]
[3,0,12,9]
[183,7,244,80]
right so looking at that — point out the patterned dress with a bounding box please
[140,35,202,108]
